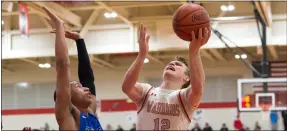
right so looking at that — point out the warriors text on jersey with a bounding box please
[136,83,196,130]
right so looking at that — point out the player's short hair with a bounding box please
[173,56,190,89]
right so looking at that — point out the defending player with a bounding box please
[43,6,103,130]
[122,24,209,130]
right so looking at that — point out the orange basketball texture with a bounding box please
[172,3,211,41]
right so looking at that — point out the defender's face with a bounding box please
[163,61,188,79]
[70,81,92,108]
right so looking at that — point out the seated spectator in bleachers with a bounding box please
[130,123,136,131]
[22,127,31,131]
[270,111,278,131]
[220,123,228,131]
[233,114,243,131]
[191,123,202,131]
[254,121,261,131]
[105,124,113,130]
[116,125,124,131]
[203,122,212,131]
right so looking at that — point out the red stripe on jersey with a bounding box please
[137,87,153,114]
[178,90,191,122]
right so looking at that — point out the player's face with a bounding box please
[163,60,189,82]
[70,81,92,108]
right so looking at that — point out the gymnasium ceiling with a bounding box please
[1,1,287,73]
[2,1,287,29]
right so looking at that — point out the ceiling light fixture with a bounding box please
[104,12,117,18]
[144,58,149,63]
[221,4,235,11]
[38,63,51,69]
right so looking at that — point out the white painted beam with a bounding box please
[201,49,215,62]
[74,55,105,68]
[19,58,55,70]
[93,57,116,68]
[130,14,286,23]
[70,9,101,49]
[212,11,226,29]
[2,67,13,72]
[25,2,74,30]
[179,0,188,5]
[254,1,272,27]
[2,2,14,12]
[78,9,101,39]
[103,1,181,9]
[2,2,182,16]
[40,17,52,30]
[4,16,12,50]
[20,58,40,66]
[146,54,165,65]
[9,24,130,35]
[268,46,279,60]
[32,2,82,27]
[24,2,50,20]
[209,49,227,62]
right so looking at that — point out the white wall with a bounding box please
[2,18,286,59]
[2,108,285,130]
[2,61,250,109]
[2,114,58,130]
[3,55,284,130]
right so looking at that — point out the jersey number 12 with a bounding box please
[154,118,170,130]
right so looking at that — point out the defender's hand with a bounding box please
[50,30,81,40]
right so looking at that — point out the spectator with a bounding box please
[191,123,202,131]
[245,127,250,131]
[220,123,228,131]
[233,114,243,131]
[22,127,32,131]
[130,123,136,131]
[106,124,113,130]
[116,125,124,131]
[254,121,261,131]
[203,122,212,131]
[44,122,50,131]
[270,111,278,131]
[282,110,287,131]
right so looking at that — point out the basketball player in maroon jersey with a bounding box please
[122,24,209,130]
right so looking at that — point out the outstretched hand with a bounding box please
[189,27,210,55]
[42,6,64,26]
[138,24,150,58]
[50,30,81,40]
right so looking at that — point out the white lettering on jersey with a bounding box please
[136,85,192,130]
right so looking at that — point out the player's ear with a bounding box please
[183,75,190,82]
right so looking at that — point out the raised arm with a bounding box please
[122,24,150,103]
[185,28,209,109]
[76,38,97,113]
[76,38,95,95]
[49,30,97,113]
[42,7,76,130]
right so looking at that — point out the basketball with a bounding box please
[172,3,211,41]
[2,1,286,131]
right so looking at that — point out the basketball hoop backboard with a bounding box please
[237,78,287,112]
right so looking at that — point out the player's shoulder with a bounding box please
[136,82,152,88]
[135,82,154,93]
